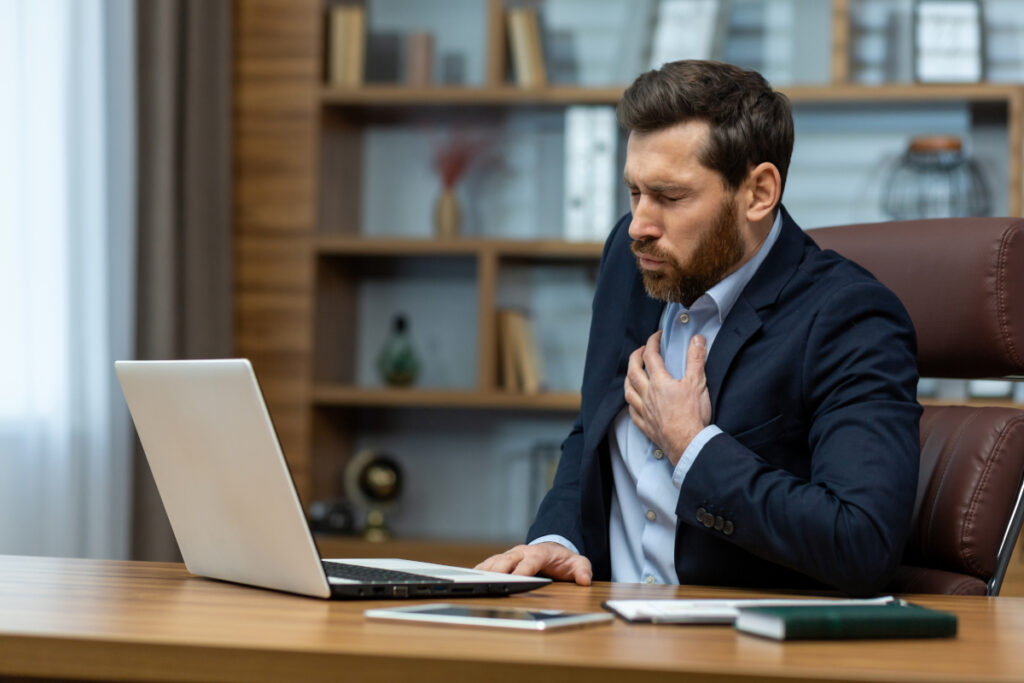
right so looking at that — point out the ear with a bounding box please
[743,162,782,223]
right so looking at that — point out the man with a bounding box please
[477,60,921,596]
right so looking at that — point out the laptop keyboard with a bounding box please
[322,561,455,584]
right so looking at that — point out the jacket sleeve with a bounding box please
[527,414,585,549]
[677,280,921,596]
[526,215,633,552]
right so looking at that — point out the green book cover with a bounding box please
[734,603,957,641]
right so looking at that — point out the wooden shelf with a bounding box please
[312,384,581,411]
[783,82,1024,103]
[314,235,605,259]
[321,84,628,106]
[311,387,1019,412]
[321,82,1024,107]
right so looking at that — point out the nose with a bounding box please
[628,196,662,241]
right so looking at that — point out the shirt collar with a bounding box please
[693,210,784,323]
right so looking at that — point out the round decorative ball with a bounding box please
[357,455,403,503]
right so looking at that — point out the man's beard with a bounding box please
[631,198,744,306]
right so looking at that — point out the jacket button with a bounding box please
[714,515,724,531]
[696,507,707,524]
[723,520,734,536]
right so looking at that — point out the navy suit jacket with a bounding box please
[528,207,921,595]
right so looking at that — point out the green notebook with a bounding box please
[733,603,957,641]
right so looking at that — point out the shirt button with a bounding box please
[645,575,656,584]
[653,449,664,460]
[678,312,690,324]
[645,510,656,522]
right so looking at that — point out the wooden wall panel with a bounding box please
[233,0,321,502]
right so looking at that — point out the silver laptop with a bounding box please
[115,359,549,599]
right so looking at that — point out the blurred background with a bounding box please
[2,0,1021,567]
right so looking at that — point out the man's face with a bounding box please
[624,121,751,306]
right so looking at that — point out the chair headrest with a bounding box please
[810,217,1024,379]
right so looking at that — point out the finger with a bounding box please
[627,352,649,390]
[626,348,643,385]
[628,404,646,431]
[624,365,645,407]
[686,334,708,383]
[511,554,546,577]
[572,556,594,586]
[624,380,641,411]
[511,544,562,578]
[474,547,524,574]
[642,331,671,379]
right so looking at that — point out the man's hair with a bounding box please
[617,60,794,196]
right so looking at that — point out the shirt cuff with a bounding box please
[671,425,723,488]
[529,534,580,556]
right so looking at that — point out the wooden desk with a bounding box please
[1,555,1022,683]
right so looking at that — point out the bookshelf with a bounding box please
[234,0,1024,558]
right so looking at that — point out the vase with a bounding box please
[434,186,461,239]
[376,313,421,387]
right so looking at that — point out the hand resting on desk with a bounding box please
[475,542,593,586]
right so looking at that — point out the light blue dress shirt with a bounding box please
[531,212,783,584]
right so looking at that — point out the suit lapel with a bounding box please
[705,299,761,415]
[585,271,663,455]
[705,207,810,415]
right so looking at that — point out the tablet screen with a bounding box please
[365,603,614,630]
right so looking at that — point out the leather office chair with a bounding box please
[812,217,1024,595]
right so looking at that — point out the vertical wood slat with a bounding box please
[233,0,322,503]
[831,0,851,85]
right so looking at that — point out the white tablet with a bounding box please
[364,603,614,631]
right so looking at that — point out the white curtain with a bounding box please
[0,0,135,559]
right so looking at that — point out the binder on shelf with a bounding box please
[564,106,618,242]
[507,7,547,88]
[327,5,366,87]
[497,309,546,394]
[648,0,725,69]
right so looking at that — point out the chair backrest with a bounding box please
[812,217,1024,595]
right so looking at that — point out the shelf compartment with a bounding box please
[314,253,479,388]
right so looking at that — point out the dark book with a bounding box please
[734,603,957,641]
[364,32,402,84]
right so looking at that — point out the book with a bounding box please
[364,32,401,83]
[496,308,545,394]
[603,596,897,624]
[404,32,434,86]
[733,603,957,641]
[326,5,365,87]
[497,310,521,392]
[514,313,544,395]
[507,7,547,88]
